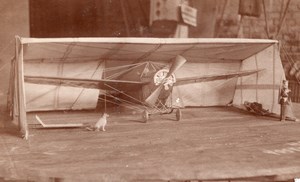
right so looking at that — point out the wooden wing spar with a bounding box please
[175,69,265,86]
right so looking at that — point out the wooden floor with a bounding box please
[1,106,300,181]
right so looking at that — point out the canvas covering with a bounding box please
[20,38,273,109]
[12,37,294,139]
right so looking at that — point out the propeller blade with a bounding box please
[145,85,163,107]
[145,55,186,107]
[166,55,187,78]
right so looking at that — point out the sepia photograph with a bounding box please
[0,0,300,181]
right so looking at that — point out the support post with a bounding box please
[15,36,28,139]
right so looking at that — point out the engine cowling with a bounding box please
[153,69,176,90]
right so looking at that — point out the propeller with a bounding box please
[145,84,163,106]
[145,55,187,107]
[166,55,187,78]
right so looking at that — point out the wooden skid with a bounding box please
[35,115,84,128]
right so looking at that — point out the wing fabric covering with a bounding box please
[24,75,147,92]
[175,69,265,86]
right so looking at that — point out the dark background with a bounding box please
[29,0,150,37]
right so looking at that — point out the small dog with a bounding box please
[86,113,109,131]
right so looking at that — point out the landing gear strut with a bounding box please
[175,108,182,121]
[143,110,149,123]
[142,108,182,122]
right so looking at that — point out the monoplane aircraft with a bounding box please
[24,55,263,122]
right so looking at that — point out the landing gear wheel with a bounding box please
[143,110,149,123]
[175,108,182,121]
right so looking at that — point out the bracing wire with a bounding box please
[105,67,137,80]
[70,60,104,109]
[105,62,147,79]
[101,98,143,112]
[104,83,146,106]
[103,82,170,113]
[103,93,146,112]
[104,62,144,72]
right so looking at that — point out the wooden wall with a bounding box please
[29,0,150,37]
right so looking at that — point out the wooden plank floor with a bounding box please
[1,106,300,181]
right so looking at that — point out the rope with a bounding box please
[237,15,244,38]
[255,54,259,101]
[120,0,130,36]
[215,0,228,37]
[138,0,149,25]
[275,0,291,39]
[281,43,294,67]
[262,0,271,39]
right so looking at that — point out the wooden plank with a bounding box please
[35,115,84,128]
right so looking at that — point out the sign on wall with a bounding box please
[181,4,197,27]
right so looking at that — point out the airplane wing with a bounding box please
[24,75,149,92]
[174,69,265,86]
